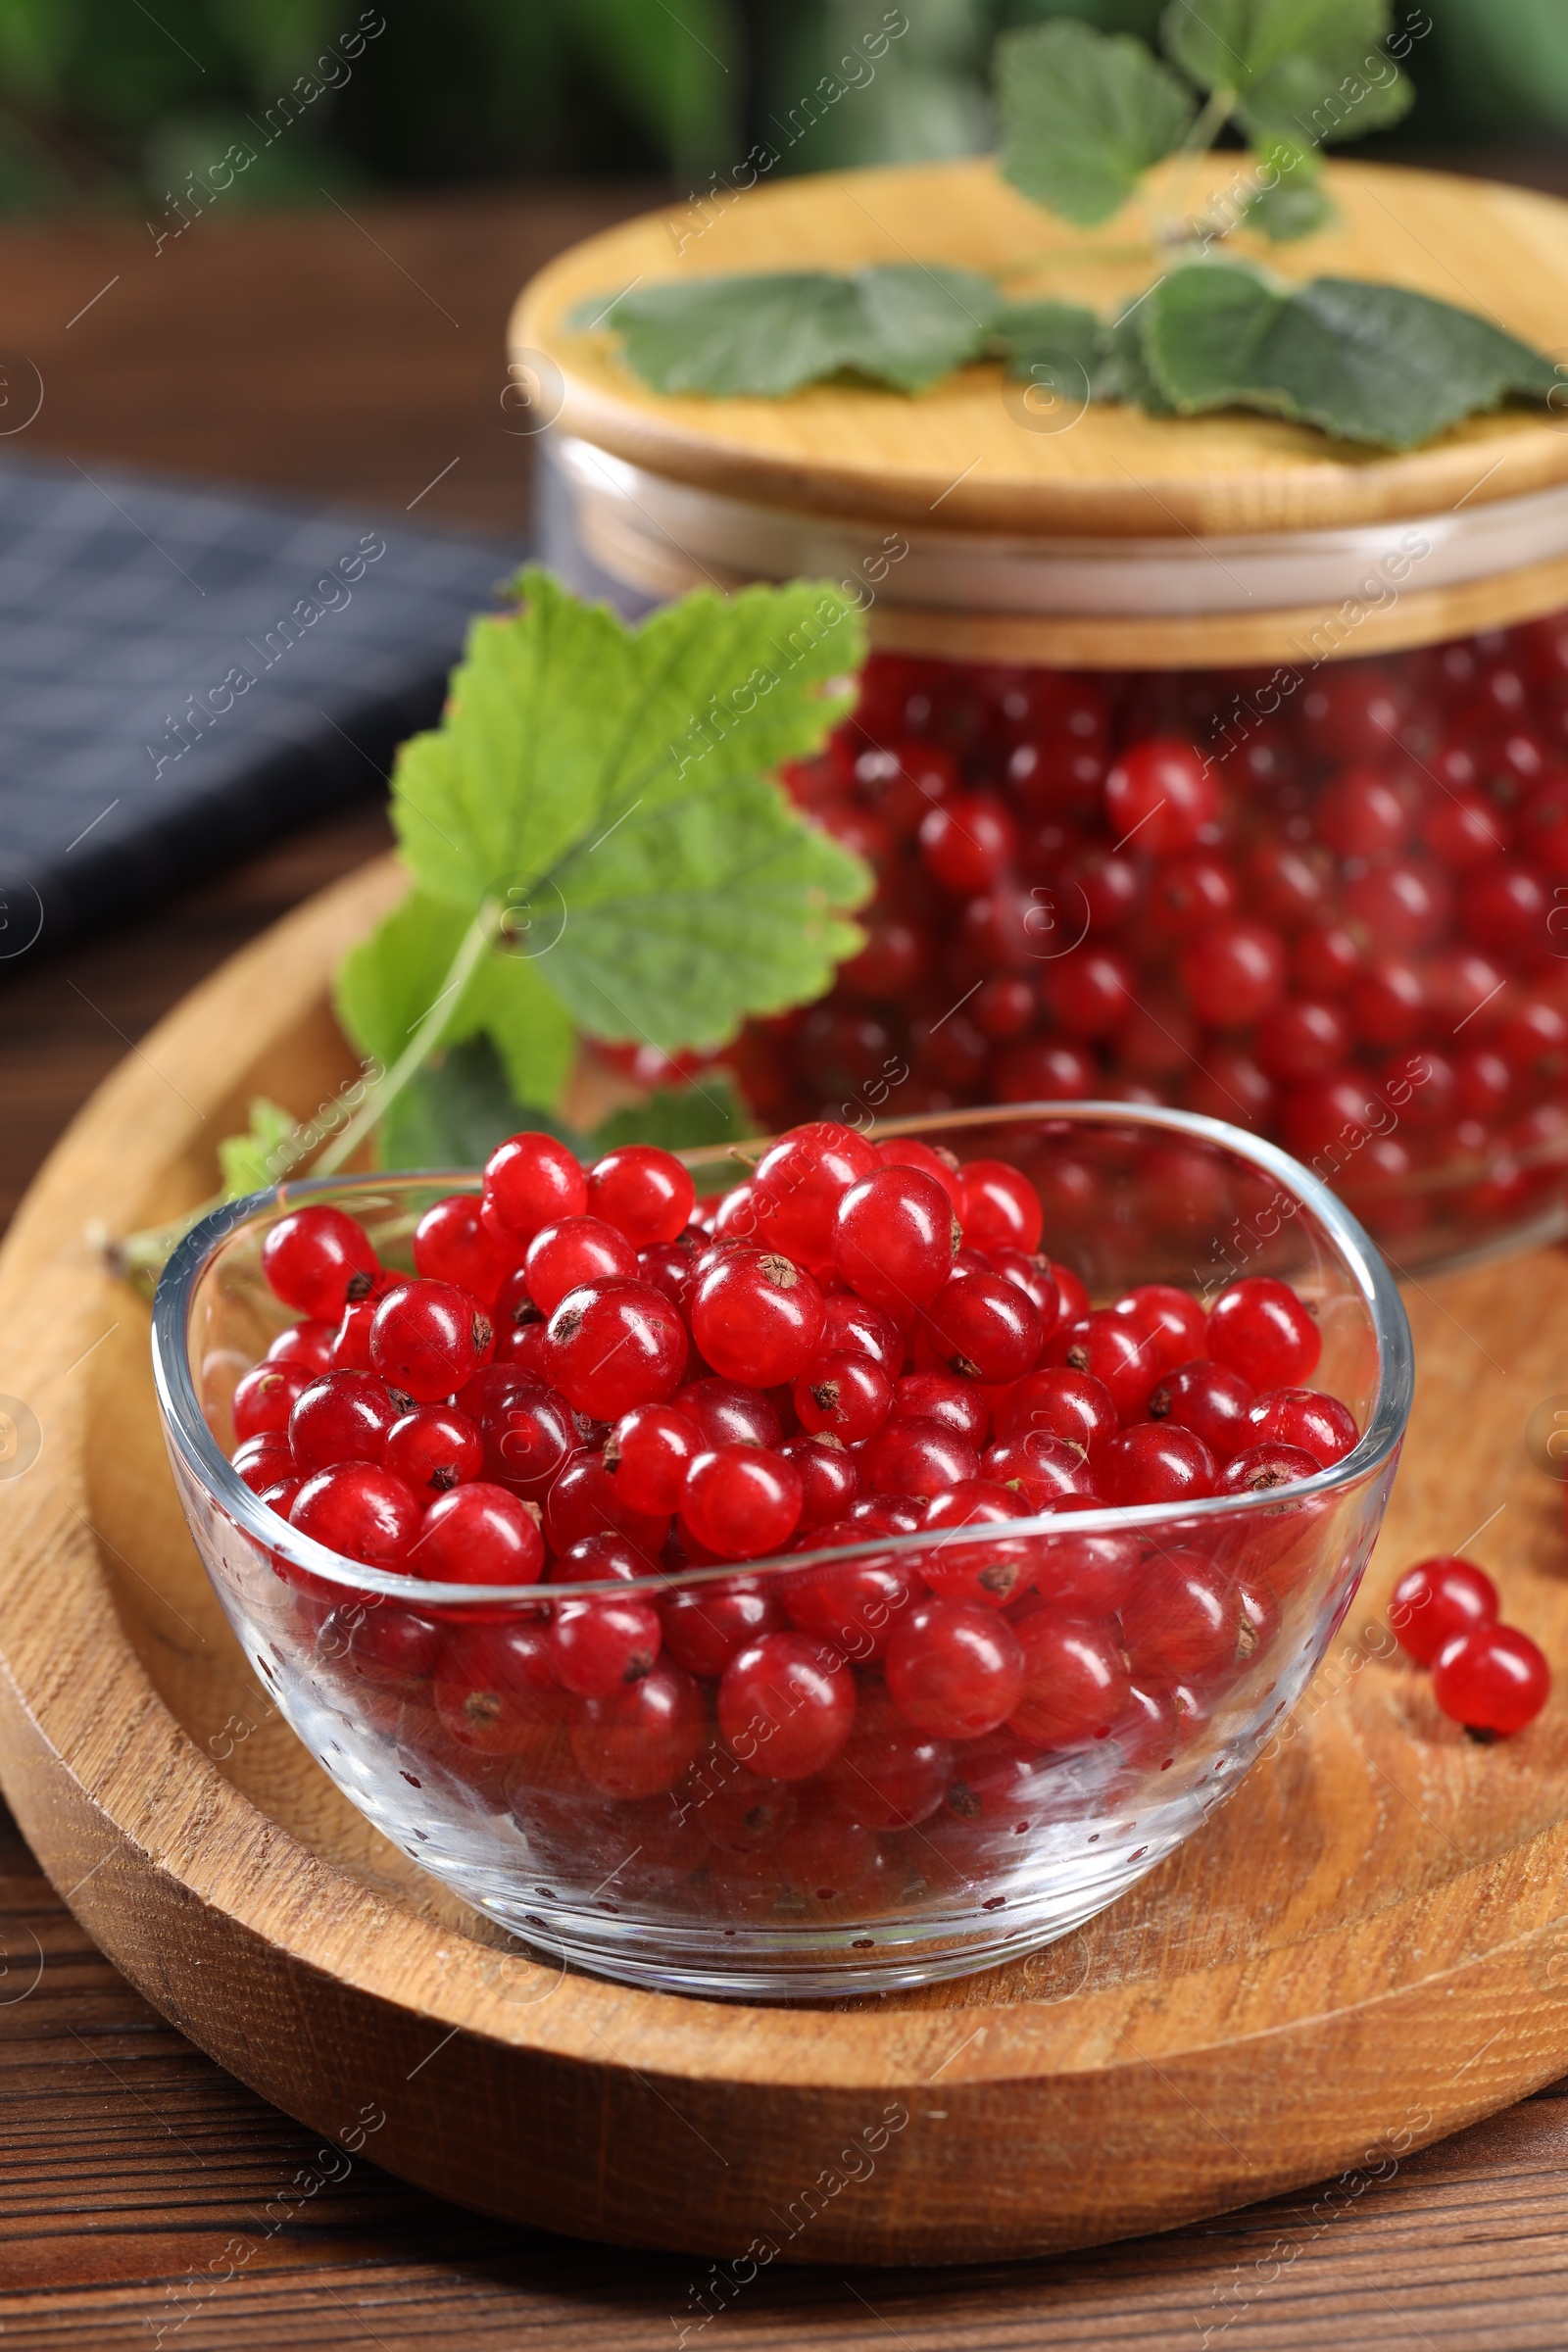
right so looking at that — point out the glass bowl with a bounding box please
[717,625,1568,1274]
[151,1103,1411,2000]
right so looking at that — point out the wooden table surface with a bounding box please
[4,175,1568,2347]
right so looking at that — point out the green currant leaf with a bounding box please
[1160,0,1413,148]
[1097,300,1178,412]
[577,265,1000,397]
[997,20,1197,226]
[1239,139,1336,240]
[590,1072,754,1153]
[1140,262,1561,447]
[993,299,1104,384]
[379,1038,584,1173]
[218,1098,296,1199]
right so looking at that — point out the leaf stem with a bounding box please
[314,897,504,1177]
[1161,85,1239,245]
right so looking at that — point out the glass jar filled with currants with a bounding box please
[155,1105,1411,1997]
[711,623,1568,1272]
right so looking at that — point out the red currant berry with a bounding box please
[232,1360,310,1443]
[1103,737,1220,855]
[1433,1624,1549,1737]
[991,1037,1099,1103]
[815,1687,953,1829]
[1214,1442,1321,1495]
[874,1135,964,1211]
[956,1158,1045,1253]
[690,1249,825,1386]
[1148,1359,1255,1462]
[1045,1309,1158,1419]
[482,1130,586,1245]
[1032,1527,1140,1616]
[783,1523,922,1662]
[524,1216,638,1315]
[637,1239,697,1308]
[329,1599,444,1690]
[792,1350,893,1443]
[750,1121,878,1274]
[1254,998,1349,1084]
[886,1597,1024,1740]
[434,1620,566,1757]
[329,1297,377,1371]
[1119,1548,1241,1685]
[549,1592,662,1698]
[233,1434,292,1494]
[999,1366,1118,1457]
[1147,853,1238,944]
[718,1633,857,1780]
[1100,1424,1217,1505]
[1178,919,1286,1030]
[925,1270,1043,1383]
[892,1370,989,1445]
[917,1481,1033,1607]
[781,1433,861,1524]
[604,1402,703,1515]
[661,1575,784,1678]
[1009,1614,1129,1747]
[262,1204,378,1320]
[289,1370,404,1474]
[414,1194,519,1307]
[1316,767,1408,857]
[859,1415,981,1500]
[289,1462,421,1568]
[1245,1388,1357,1467]
[469,1375,574,1497]
[586,1144,696,1247]
[1110,1283,1206,1373]
[819,1291,904,1376]
[988,1250,1061,1336]
[982,1432,1096,1509]
[1207,1276,1320,1388]
[369,1280,493,1404]
[545,1280,689,1419]
[408,1482,546,1588]
[1391,1554,1498,1666]
[918,793,1017,893]
[682,1445,803,1560]
[573,1659,707,1797]
[384,1404,484,1493]
[541,1452,669,1557]
[832,1166,957,1310]
[265,1320,336,1374]
[675,1377,783,1450]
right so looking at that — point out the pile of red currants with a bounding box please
[221,1125,1369,1880]
[1392,1554,1550,1738]
[714,625,1568,1256]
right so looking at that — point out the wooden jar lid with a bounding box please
[514,158,1568,666]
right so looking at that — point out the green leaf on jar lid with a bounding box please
[996,19,1197,227]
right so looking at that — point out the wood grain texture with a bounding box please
[514,157,1568,540]
[5,861,1568,2269]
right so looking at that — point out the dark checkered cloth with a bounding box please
[0,457,521,967]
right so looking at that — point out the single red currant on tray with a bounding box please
[1391,1554,1499,1665]
[1433,1624,1550,1737]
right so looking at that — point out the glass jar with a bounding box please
[516,154,1568,1268]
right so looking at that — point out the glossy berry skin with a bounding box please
[690,1249,825,1386]
[783,1524,922,1663]
[990,1250,1061,1334]
[572,1659,707,1798]
[999,1366,1119,1458]
[661,1576,784,1679]
[782,1434,861,1525]
[925,1271,1042,1384]
[474,1377,576,1498]
[232,1434,292,1494]
[793,1351,893,1444]
[545,1280,689,1419]
[587,1145,696,1247]
[1045,1309,1158,1419]
[383,1404,483,1493]
[1206,1277,1321,1389]
[1118,1550,1241,1685]
[860,1415,980,1501]
[548,1593,662,1698]
[1246,1388,1358,1467]
[1178,919,1286,1030]
[1148,1359,1254,1463]
[1099,1424,1217,1506]
[289,1371,405,1474]
[329,1599,444,1690]
[675,1378,782,1451]
[750,1122,878,1274]
[1215,1442,1322,1496]
[1103,736,1220,855]
[414,1195,519,1307]
[433,1620,565,1757]
[1009,1613,1130,1747]
[819,1291,904,1376]
[718,1633,858,1780]
[604,1402,703,1515]
[1433,1624,1549,1736]
[266,1320,336,1374]
[407,1481,546,1588]
[956,1159,1045,1254]
[289,1462,421,1568]
[1111,1284,1206,1374]
[832,1166,956,1309]
[262,1205,378,1321]
[482,1130,587,1245]
[232,1361,310,1443]
[542,1453,668,1559]
[369,1280,493,1404]
[524,1216,638,1315]
[886,1599,1024,1740]
[1391,1554,1499,1666]
[1032,1527,1141,1617]
[875,1135,964,1211]
[682,1445,803,1561]
[983,1432,1096,1509]
[816,1688,952,1830]
[918,794,1016,894]
[892,1370,989,1445]
[917,1481,1033,1607]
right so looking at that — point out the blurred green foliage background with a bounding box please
[0,0,1561,216]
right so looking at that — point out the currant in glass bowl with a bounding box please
[152,1103,1411,1999]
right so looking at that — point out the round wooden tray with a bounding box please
[4,858,1568,2266]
